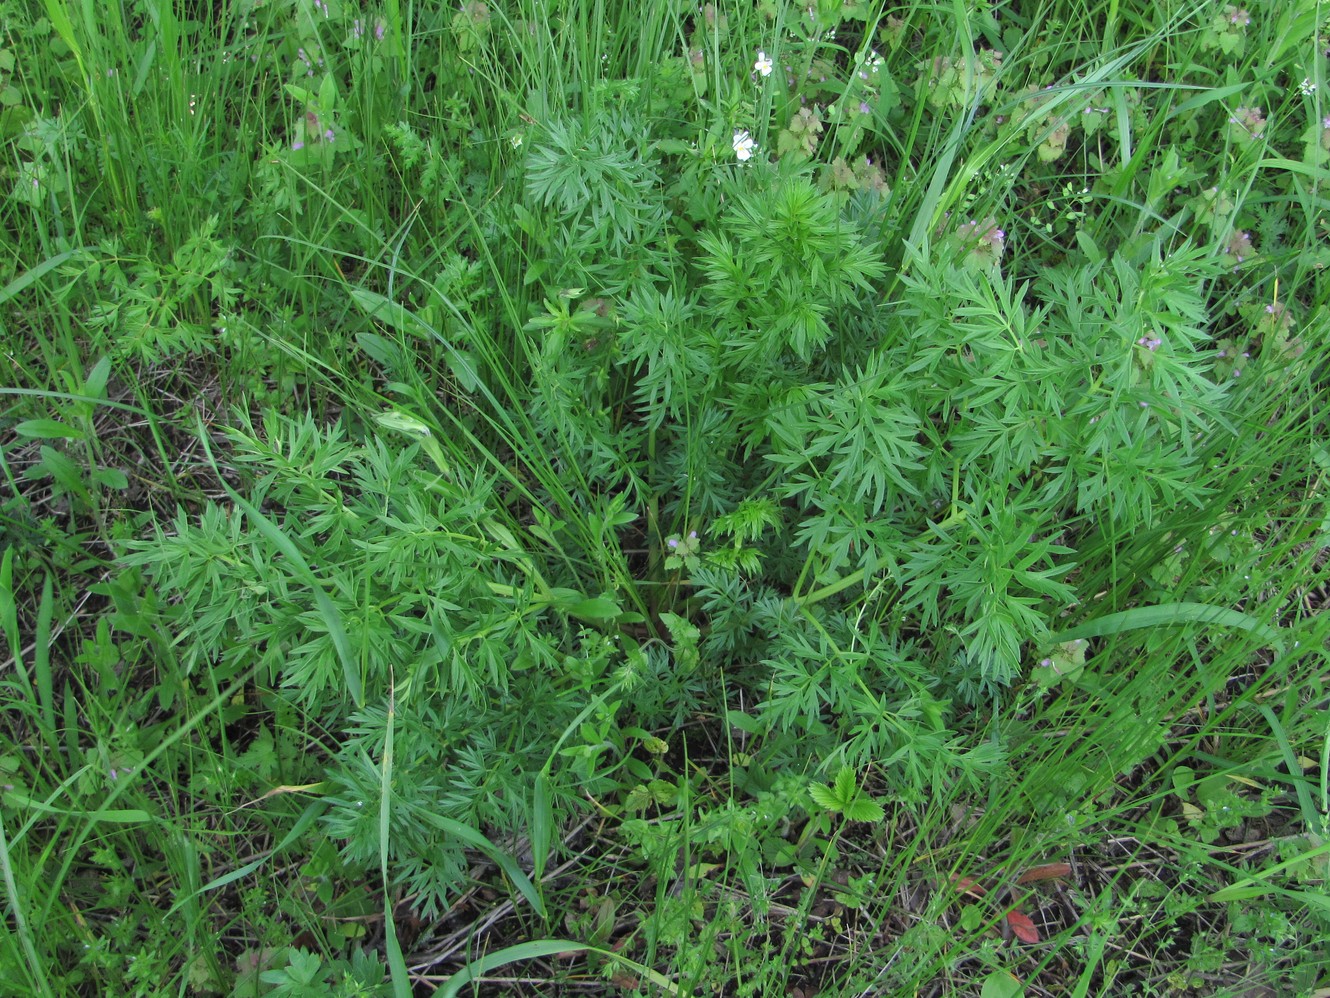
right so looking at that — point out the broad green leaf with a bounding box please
[83,356,111,399]
[36,447,88,500]
[14,419,80,439]
[283,84,316,104]
[92,468,128,490]
[318,72,337,112]
[357,332,405,371]
[725,709,763,735]
[981,969,1026,998]
[561,596,621,623]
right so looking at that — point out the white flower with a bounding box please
[754,51,773,77]
[732,129,756,161]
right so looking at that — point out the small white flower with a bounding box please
[1299,77,1317,96]
[732,129,756,161]
[754,51,773,77]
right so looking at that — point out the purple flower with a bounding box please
[1227,106,1267,140]
[1225,230,1253,263]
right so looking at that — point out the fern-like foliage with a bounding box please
[121,412,617,915]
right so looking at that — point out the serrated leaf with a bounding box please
[832,766,858,804]
[808,781,841,813]
[659,612,700,671]
[623,785,653,812]
[842,797,885,823]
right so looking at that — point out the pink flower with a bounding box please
[1227,106,1267,140]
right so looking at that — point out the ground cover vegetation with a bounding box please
[1,0,1329,993]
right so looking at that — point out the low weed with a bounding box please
[1,0,1328,994]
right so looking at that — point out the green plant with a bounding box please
[3,0,1329,993]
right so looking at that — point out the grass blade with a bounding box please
[439,941,682,998]
[0,809,53,996]
[415,809,546,919]
[1047,602,1285,654]
[34,573,55,749]
[381,681,411,998]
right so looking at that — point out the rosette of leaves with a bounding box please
[809,766,884,823]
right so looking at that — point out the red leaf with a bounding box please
[1005,909,1040,944]
[950,874,986,897]
[1015,862,1071,885]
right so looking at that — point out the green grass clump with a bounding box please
[2,0,1329,994]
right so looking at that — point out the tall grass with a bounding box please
[1,0,1327,994]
